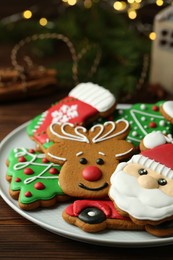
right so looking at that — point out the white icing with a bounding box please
[109,168,173,221]
[115,147,134,158]
[13,148,58,184]
[98,152,106,156]
[140,104,146,110]
[91,120,129,143]
[68,82,116,112]
[143,131,167,149]
[162,101,173,118]
[50,122,89,143]
[76,151,83,156]
[50,120,129,145]
[47,152,67,162]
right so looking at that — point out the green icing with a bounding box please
[26,114,42,137]
[7,148,64,204]
[114,101,173,147]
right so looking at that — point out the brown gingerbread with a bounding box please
[46,119,134,199]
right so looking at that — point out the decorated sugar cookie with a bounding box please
[113,101,172,147]
[6,148,68,210]
[27,82,116,151]
[160,100,173,124]
[45,119,134,199]
[62,199,144,233]
[109,133,173,237]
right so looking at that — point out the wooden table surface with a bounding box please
[0,92,173,260]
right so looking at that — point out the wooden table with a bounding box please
[0,92,173,260]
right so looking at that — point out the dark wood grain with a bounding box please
[0,93,173,260]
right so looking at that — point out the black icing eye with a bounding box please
[96,158,104,165]
[80,158,88,164]
[138,168,148,175]
[158,178,167,186]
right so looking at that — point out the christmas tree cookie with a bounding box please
[114,101,173,147]
[6,147,68,210]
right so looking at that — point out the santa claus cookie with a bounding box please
[113,101,172,147]
[6,147,68,210]
[45,119,134,199]
[109,134,173,237]
[27,82,116,152]
[62,199,144,233]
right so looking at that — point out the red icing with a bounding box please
[65,200,128,220]
[152,105,159,111]
[29,149,35,153]
[49,168,59,175]
[18,156,26,162]
[34,182,45,190]
[42,158,49,163]
[142,144,173,169]
[25,191,32,197]
[15,177,21,182]
[82,166,102,181]
[33,96,98,145]
[24,168,34,175]
[149,122,157,128]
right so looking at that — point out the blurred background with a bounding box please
[0,0,173,102]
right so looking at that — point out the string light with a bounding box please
[156,0,164,6]
[128,9,137,19]
[113,1,127,11]
[22,10,32,19]
[149,32,156,40]
[39,17,48,26]
[67,0,77,6]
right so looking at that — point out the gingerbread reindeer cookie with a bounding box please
[45,119,134,199]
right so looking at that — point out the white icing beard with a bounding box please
[109,166,173,221]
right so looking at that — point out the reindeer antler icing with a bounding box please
[50,122,89,143]
[91,119,129,143]
[49,119,129,144]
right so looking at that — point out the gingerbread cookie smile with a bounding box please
[78,182,108,191]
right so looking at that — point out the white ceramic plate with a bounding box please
[1,105,173,248]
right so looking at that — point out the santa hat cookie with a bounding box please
[139,131,173,151]
[27,82,116,151]
[160,100,173,124]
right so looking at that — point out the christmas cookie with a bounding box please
[6,147,68,210]
[27,82,116,151]
[45,119,134,199]
[62,199,144,233]
[114,101,172,147]
[109,139,173,237]
[160,100,173,124]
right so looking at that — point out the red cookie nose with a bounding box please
[82,166,102,181]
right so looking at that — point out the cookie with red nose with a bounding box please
[109,133,173,237]
[46,119,134,199]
